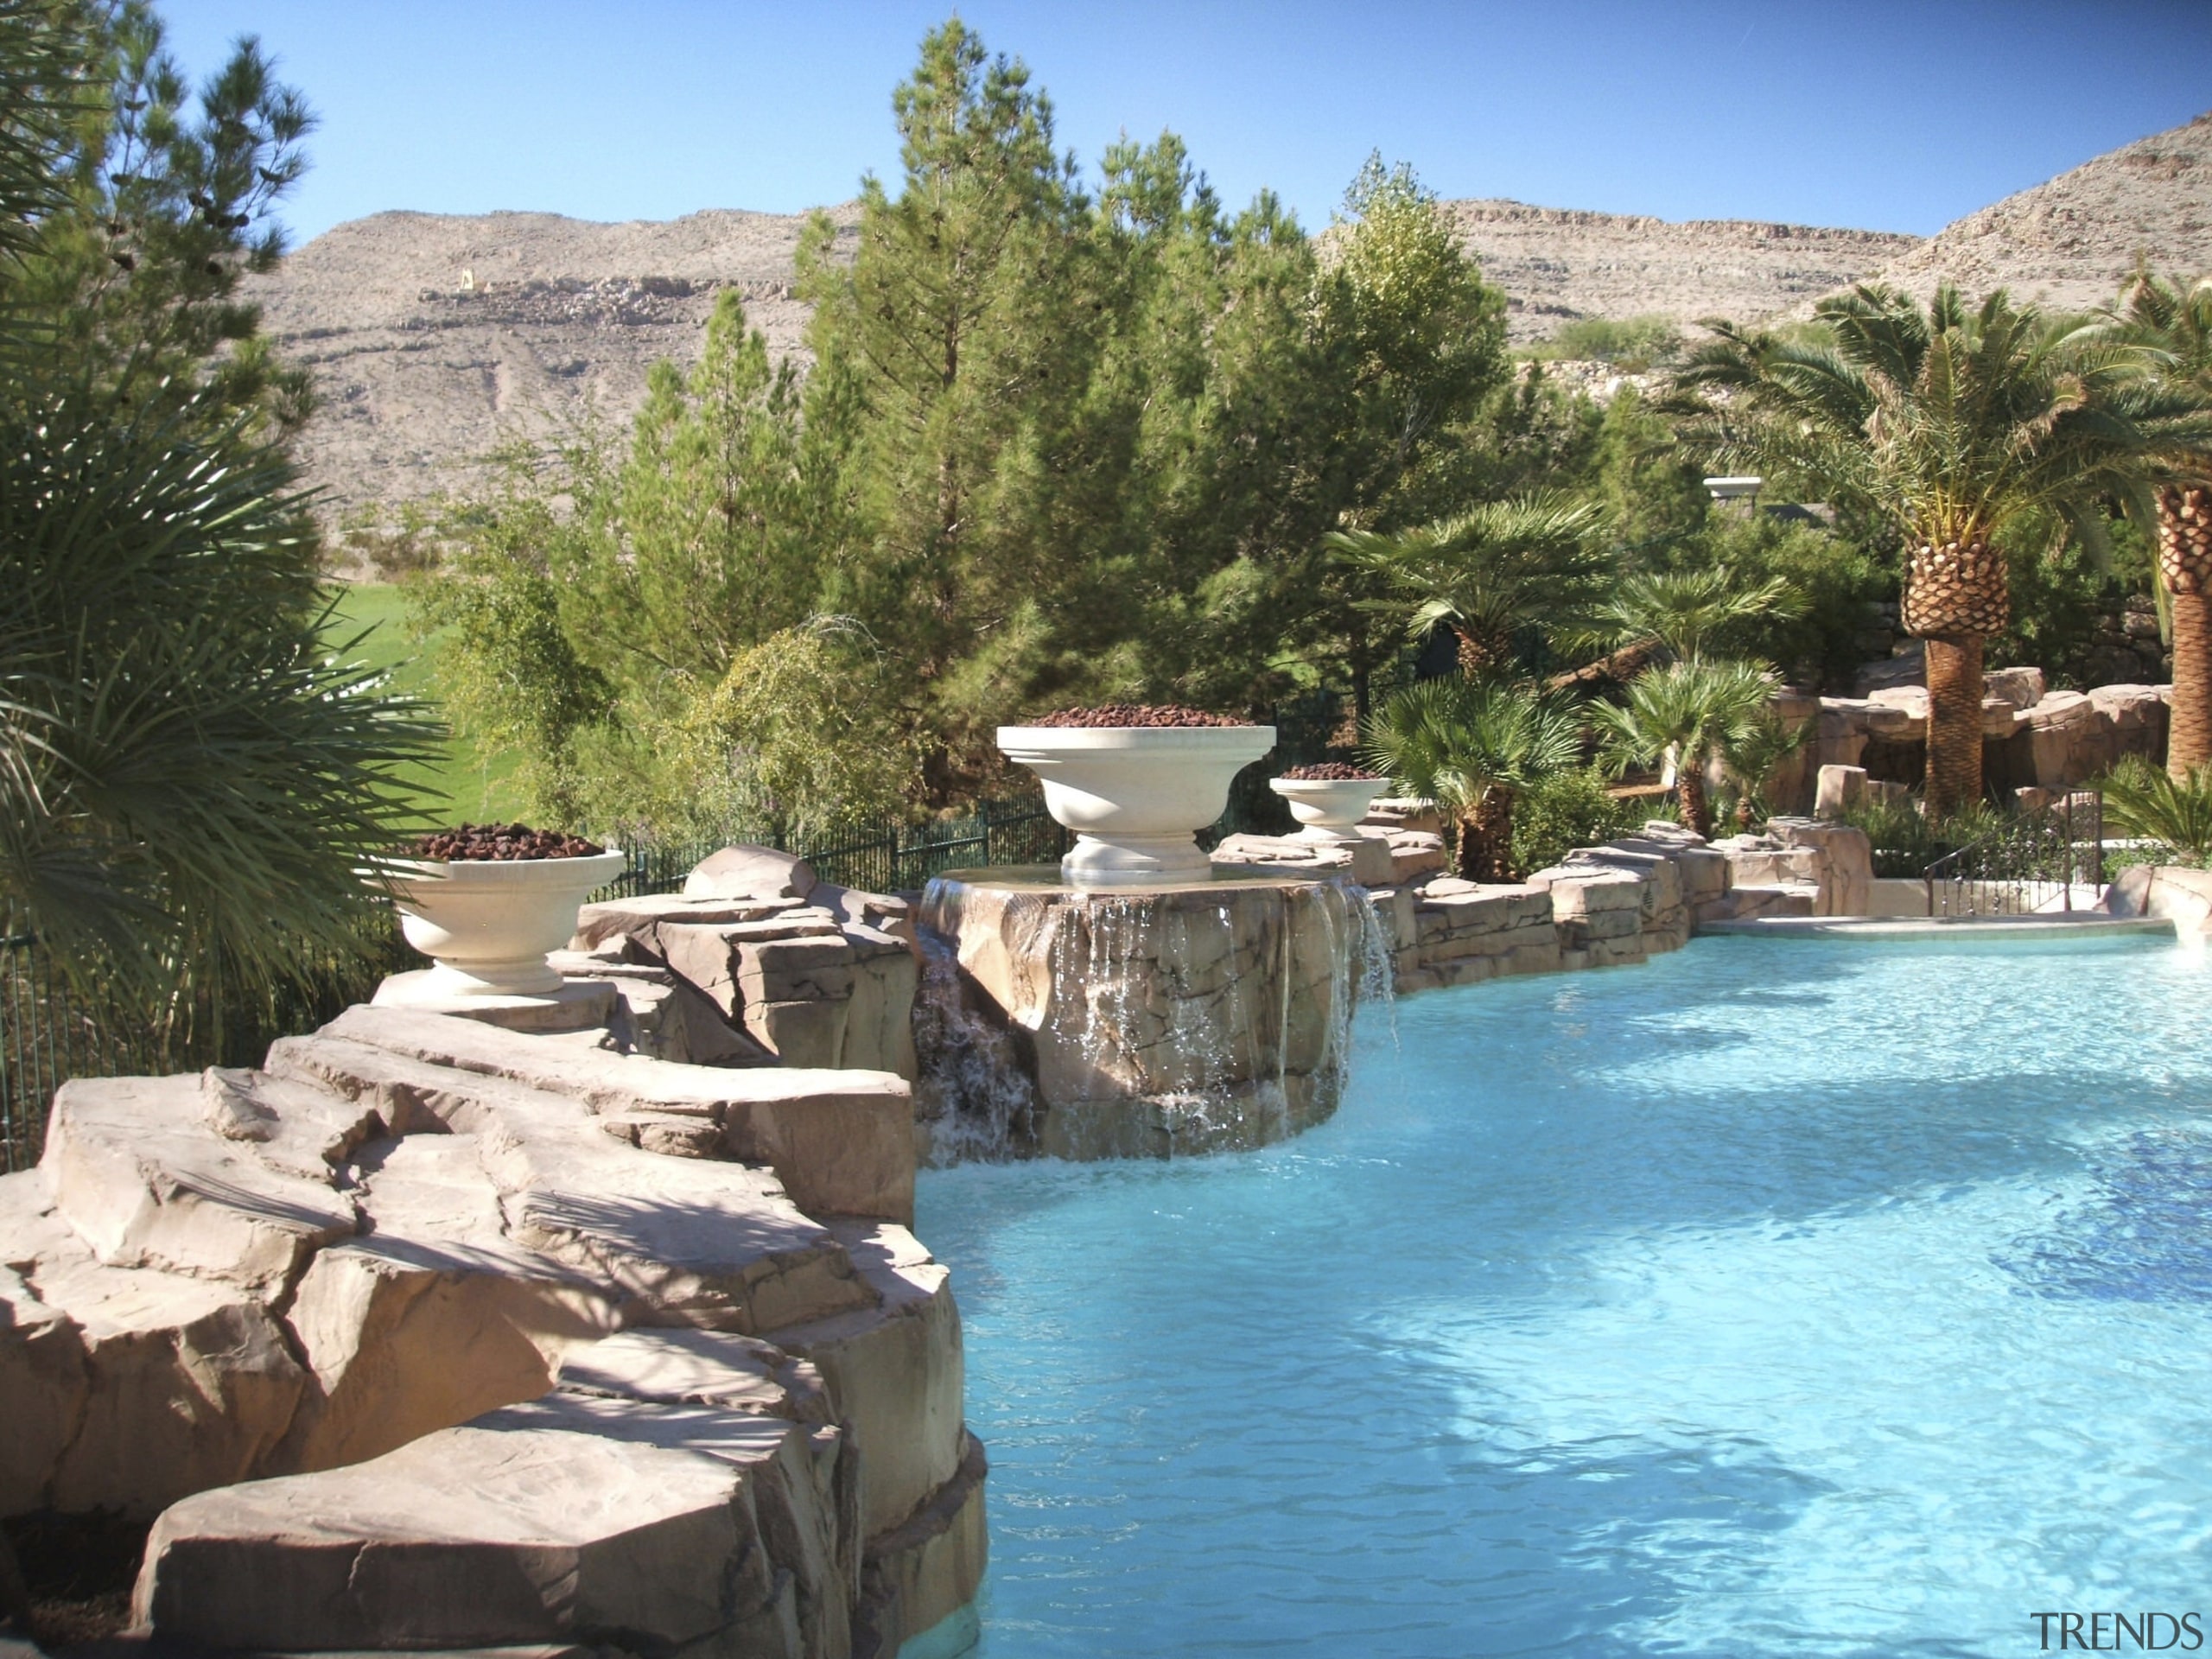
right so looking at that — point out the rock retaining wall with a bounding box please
[2,975,980,1659]
[1768,677,2171,810]
[1211,814,1871,997]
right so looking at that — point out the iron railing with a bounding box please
[1923,793,2105,918]
[598,797,1074,903]
[0,798,1075,1175]
[0,746,1343,1174]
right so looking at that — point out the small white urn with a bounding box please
[1268,776,1389,845]
[997,725,1276,885]
[376,850,626,999]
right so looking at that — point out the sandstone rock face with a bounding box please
[573,852,923,1083]
[135,1418,787,1653]
[1712,820,1872,918]
[914,872,1375,1160]
[686,845,820,904]
[302,1001,914,1225]
[3,976,983,1657]
[1790,679,2169,808]
[1814,763,1910,818]
[768,1224,965,1541]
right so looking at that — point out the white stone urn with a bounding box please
[997,725,1276,885]
[377,849,626,999]
[1268,775,1389,844]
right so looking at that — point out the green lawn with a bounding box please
[321,582,528,824]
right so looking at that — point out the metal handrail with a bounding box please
[1923,792,2104,918]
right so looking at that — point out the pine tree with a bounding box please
[15,1,316,433]
[798,19,1100,785]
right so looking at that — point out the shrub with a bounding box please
[1510,767,1644,875]
[1838,795,2003,877]
[1529,315,1686,372]
[2095,756,2212,865]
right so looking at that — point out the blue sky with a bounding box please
[160,1,2212,246]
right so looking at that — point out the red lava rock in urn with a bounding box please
[1027,704,1254,729]
[1278,762,1382,781]
[403,823,606,861]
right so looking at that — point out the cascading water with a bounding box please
[912,868,1397,1163]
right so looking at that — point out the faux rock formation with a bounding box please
[1781,676,2171,810]
[1711,818,1872,918]
[912,812,1876,1158]
[2104,864,2212,938]
[574,866,920,1079]
[914,873,1376,1160]
[1,976,982,1659]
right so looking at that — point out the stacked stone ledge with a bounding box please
[0,845,982,1659]
[1211,802,1872,995]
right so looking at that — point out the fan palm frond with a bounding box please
[1327,492,1610,673]
[0,388,444,993]
[2096,754,2212,865]
[1591,657,1773,838]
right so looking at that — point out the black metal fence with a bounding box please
[597,795,1074,902]
[1923,792,2106,918]
[0,722,1351,1174]
[0,795,1077,1175]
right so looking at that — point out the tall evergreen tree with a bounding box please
[798,20,1099,784]
[16,0,316,431]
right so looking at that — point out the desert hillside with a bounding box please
[245,206,857,519]
[245,111,2210,520]
[1851,111,2212,316]
[1443,201,1914,342]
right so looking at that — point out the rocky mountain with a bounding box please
[1849,111,2212,317]
[245,112,2209,523]
[1441,201,1914,343]
[244,207,856,522]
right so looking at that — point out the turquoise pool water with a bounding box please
[915,935,2212,1658]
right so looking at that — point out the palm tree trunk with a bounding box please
[1453,805,1484,880]
[1476,786,1515,880]
[1924,635,1986,817]
[2171,593,2211,779]
[1453,788,1516,881]
[1675,769,1713,840]
[1453,626,1495,679]
[1903,537,2005,818]
[2158,488,2212,779]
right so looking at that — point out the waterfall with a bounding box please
[912,872,1394,1163]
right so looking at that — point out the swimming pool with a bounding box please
[917,933,2212,1657]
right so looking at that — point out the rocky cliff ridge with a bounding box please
[242,113,2211,520]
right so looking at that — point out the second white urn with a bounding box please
[997,724,1276,886]
[1268,776,1389,844]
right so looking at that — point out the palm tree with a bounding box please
[1715,708,1815,831]
[2101,270,2212,779]
[2095,754,2212,865]
[1360,677,1583,880]
[1326,493,1610,677]
[1598,565,1805,665]
[1,5,441,1000]
[1592,658,1773,839]
[1676,283,2202,816]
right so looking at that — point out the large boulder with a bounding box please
[297,1003,914,1224]
[4,980,985,1656]
[768,1223,966,1542]
[134,1414,795,1654]
[275,1133,620,1471]
[41,1075,359,1291]
[684,845,819,905]
[29,1248,307,1517]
